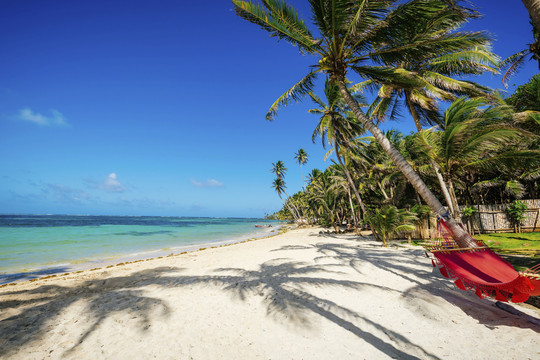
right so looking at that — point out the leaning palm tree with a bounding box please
[500,15,540,87]
[355,4,498,215]
[309,79,368,219]
[294,148,309,189]
[233,0,486,248]
[413,96,536,212]
[272,177,299,222]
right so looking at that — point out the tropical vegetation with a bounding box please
[237,1,540,244]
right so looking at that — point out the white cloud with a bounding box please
[17,108,68,126]
[100,173,126,192]
[190,178,224,188]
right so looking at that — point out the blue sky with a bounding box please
[0,1,537,217]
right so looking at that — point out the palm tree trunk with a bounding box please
[406,93,456,216]
[335,144,367,219]
[279,193,299,222]
[377,182,390,200]
[336,78,478,248]
[346,187,358,228]
[334,143,381,239]
[300,165,306,190]
[446,178,461,218]
[522,0,540,31]
[283,191,302,222]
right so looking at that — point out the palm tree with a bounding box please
[271,160,287,179]
[272,177,299,222]
[413,96,535,212]
[365,205,417,247]
[233,0,486,248]
[307,168,323,186]
[294,149,309,189]
[309,79,368,220]
[500,17,540,87]
[354,4,498,215]
[523,0,540,30]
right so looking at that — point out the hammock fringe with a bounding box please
[425,218,538,303]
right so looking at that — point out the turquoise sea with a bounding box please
[0,215,280,284]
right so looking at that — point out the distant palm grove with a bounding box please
[233,0,540,239]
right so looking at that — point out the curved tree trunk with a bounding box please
[336,79,478,248]
[300,164,306,190]
[346,187,358,228]
[523,0,540,31]
[278,193,299,222]
[334,142,381,239]
[335,143,367,218]
[405,93,456,216]
[446,178,461,217]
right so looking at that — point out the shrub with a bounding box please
[506,200,528,232]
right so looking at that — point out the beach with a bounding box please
[1,226,539,360]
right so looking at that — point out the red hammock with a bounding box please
[426,219,537,303]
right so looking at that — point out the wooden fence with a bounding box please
[410,199,540,239]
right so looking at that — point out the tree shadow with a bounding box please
[0,258,442,359]
[276,235,540,332]
[0,267,71,284]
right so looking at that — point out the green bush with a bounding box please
[461,206,477,218]
[506,200,528,232]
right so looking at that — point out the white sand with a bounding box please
[1,227,539,360]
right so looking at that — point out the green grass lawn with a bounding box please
[475,232,540,271]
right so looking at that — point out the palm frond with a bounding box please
[267,70,318,121]
[423,71,488,96]
[349,79,378,94]
[504,180,525,198]
[427,47,500,75]
[500,49,529,86]
[233,0,321,54]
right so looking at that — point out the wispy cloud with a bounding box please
[17,108,68,127]
[99,173,126,193]
[44,184,90,204]
[190,178,224,188]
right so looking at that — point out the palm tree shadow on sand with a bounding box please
[292,233,540,332]
[1,257,445,359]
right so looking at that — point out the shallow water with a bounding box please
[0,215,279,283]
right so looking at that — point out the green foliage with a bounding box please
[506,74,540,112]
[271,161,287,179]
[366,205,417,247]
[461,206,477,218]
[410,204,431,221]
[294,148,309,165]
[506,200,529,228]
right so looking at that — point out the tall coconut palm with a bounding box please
[294,149,309,189]
[413,96,536,212]
[309,79,368,220]
[523,0,540,30]
[272,177,300,222]
[233,0,488,247]
[270,160,287,179]
[354,4,499,215]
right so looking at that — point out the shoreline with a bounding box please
[1,226,538,359]
[0,224,285,286]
